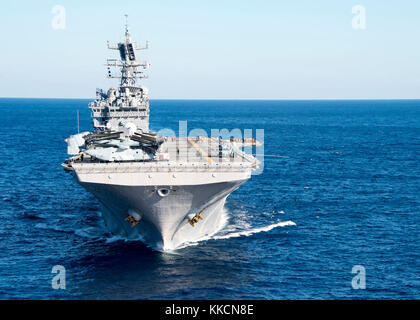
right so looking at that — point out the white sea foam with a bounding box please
[74,227,103,239]
[104,235,127,244]
[211,220,296,240]
[173,207,296,250]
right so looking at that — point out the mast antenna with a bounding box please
[124,14,129,35]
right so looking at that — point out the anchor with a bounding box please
[188,211,203,227]
[125,210,142,227]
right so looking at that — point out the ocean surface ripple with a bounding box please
[0,99,418,299]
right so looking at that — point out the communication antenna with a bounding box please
[125,14,129,33]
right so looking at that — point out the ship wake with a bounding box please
[173,207,296,251]
[211,220,296,240]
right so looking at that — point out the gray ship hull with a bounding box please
[78,179,247,250]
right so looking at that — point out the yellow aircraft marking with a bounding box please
[187,138,213,163]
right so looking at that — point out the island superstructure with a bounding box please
[62,19,260,250]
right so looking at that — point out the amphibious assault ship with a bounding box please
[62,19,260,250]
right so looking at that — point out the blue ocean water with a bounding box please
[0,98,418,299]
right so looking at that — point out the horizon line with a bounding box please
[1,97,420,101]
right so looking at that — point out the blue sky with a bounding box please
[0,1,419,99]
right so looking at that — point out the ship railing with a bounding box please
[107,111,148,117]
[91,111,149,117]
[73,161,253,173]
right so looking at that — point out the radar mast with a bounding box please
[89,16,151,132]
[106,14,149,91]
